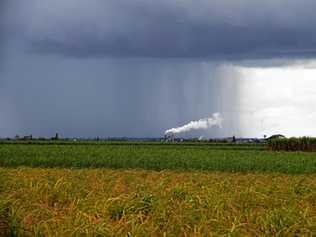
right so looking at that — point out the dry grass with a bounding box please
[1,168,316,236]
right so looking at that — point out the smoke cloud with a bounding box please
[165,113,223,135]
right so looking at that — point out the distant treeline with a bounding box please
[268,137,316,152]
[0,139,264,149]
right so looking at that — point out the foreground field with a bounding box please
[1,142,316,236]
[0,168,315,236]
[0,143,316,173]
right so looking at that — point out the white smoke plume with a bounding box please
[165,113,223,135]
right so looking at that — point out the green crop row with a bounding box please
[268,137,316,152]
[0,143,316,173]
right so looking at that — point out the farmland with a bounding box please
[0,142,316,173]
[0,141,316,236]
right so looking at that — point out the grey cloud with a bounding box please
[1,50,239,137]
[1,1,315,138]
[5,0,316,59]
[0,0,10,59]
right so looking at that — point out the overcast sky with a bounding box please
[1,0,316,138]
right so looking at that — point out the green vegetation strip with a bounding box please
[268,137,316,152]
[0,144,316,173]
[1,168,315,236]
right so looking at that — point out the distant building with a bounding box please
[267,134,286,140]
[164,133,175,142]
[23,135,32,140]
[198,136,207,141]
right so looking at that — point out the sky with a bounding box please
[1,0,316,138]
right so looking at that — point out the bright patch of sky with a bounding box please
[235,64,316,137]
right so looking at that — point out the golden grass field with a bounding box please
[1,168,315,236]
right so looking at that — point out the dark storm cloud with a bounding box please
[1,53,236,138]
[6,0,316,59]
[0,0,10,85]
[1,0,315,138]
[0,0,9,57]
